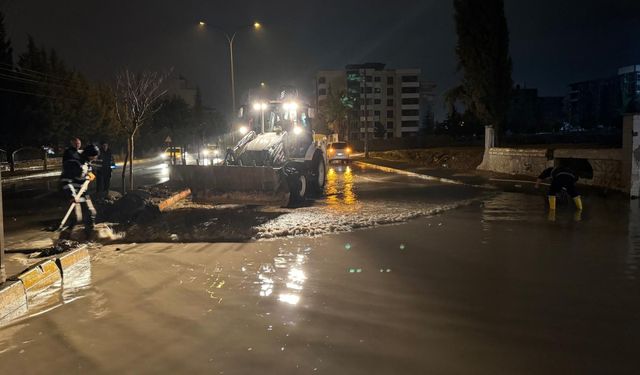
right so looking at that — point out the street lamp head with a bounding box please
[198,21,206,27]
[254,21,262,29]
[260,82,266,87]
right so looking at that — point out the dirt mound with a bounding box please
[101,190,161,224]
[370,147,484,170]
[122,202,284,243]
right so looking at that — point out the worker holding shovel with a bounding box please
[59,144,100,241]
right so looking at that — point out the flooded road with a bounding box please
[125,163,486,242]
[1,183,639,373]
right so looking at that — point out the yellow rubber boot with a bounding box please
[548,196,557,210]
[573,196,583,211]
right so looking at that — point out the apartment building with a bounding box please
[316,63,435,140]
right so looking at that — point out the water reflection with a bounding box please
[61,261,92,303]
[481,192,545,223]
[255,246,310,306]
[325,165,357,208]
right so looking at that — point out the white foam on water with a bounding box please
[255,199,478,239]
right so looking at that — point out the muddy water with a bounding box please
[125,164,487,242]
[1,190,639,374]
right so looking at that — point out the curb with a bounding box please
[157,189,191,212]
[354,160,473,186]
[0,281,28,324]
[0,247,91,325]
[16,259,62,298]
[56,247,90,277]
[353,160,497,190]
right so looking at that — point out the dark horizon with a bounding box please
[2,0,639,118]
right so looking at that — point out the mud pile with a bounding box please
[370,147,484,170]
[123,201,284,243]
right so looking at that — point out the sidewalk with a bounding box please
[352,156,546,194]
[1,156,158,183]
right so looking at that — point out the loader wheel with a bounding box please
[289,174,307,203]
[309,153,326,195]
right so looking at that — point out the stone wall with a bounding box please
[478,148,550,177]
[479,146,625,191]
[478,115,638,195]
[554,149,624,191]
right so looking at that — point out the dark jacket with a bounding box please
[538,166,578,183]
[95,149,114,175]
[62,147,80,163]
[60,157,91,199]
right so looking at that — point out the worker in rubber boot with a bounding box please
[60,144,100,240]
[535,164,583,213]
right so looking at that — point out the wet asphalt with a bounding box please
[1,161,639,374]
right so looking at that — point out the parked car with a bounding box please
[201,145,223,165]
[327,142,351,163]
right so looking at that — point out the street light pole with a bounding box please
[198,21,261,118]
[225,32,237,115]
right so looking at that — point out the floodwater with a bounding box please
[1,164,639,373]
[125,164,487,242]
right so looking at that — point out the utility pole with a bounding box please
[0,168,6,284]
[362,69,369,158]
[227,33,236,114]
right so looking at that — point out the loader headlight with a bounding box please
[239,125,249,135]
[283,102,299,111]
[292,125,303,135]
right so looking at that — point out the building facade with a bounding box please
[166,75,198,107]
[568,65,640,129]
[316,63,435,140]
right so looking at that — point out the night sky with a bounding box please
[2,0,639,119]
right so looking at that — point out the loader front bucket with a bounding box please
[170,165,290,206]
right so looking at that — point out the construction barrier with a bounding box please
[17,259,62,299]
[0,281,28,324]
[0,247,92,325]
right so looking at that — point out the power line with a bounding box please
[0,86,89,102]
[0,86,60,99]
[0,62,88,86]
[0,71,80,91]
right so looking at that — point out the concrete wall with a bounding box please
[478,148,550,177]
[478,115,640,194]
[622,114,640,197]
[479,146,625,191]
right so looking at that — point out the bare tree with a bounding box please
[114,68,169,192]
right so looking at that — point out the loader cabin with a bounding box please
[241,100,313,136]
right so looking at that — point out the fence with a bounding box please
[2,147,62,172]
